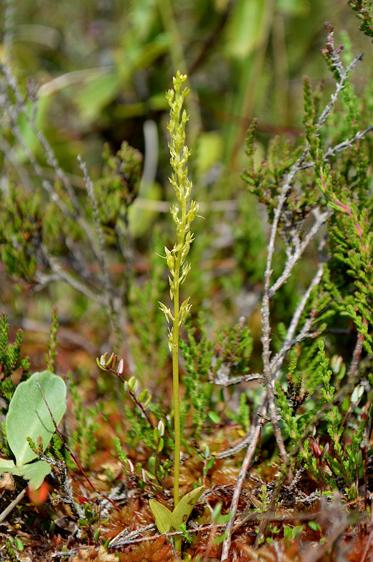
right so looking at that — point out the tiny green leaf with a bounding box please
[14,537,24,551]
[208,411,221,424]
[149,499,173,533]
[308,520,321,531]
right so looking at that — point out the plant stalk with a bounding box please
[172,195,188,555]
[172,268,181,508]
[172,266,181,555]
[161,71,197,555]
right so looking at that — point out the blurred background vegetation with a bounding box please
[0,0,371,372]
[1,0,369,163]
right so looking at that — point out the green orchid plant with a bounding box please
[150,72,202,551]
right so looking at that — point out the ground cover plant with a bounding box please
[0,1,372,561]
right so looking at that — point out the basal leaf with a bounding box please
[149,499,173,533]
[172,486,204,530]
[6,371,67,466]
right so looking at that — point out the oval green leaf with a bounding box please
[6,371,67,466]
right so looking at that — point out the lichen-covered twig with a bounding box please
[213,371,262,386]
[40,252,105,305]
[269,210,329,297]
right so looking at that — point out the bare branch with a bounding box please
[213,366,262,386]
[42,252,105,305]
[317,54,363,128]
[0,488,27,524]
[269,210,329,297]
[220,404,266,561]
[270,263,325,375]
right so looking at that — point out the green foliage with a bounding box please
[0,114,145,337]
[69,377,100,469]
[243,128,305,227]
[46,308,59,372]
[348,0,373,38]
[233,193,267,284]
[128,238,168,381]
[215,321,253,378]
[0,5,371,557]
[95,141,142,247]
[0,370,67,489]
[0,315,30,404]
[149,486,204,534]
[283,524,304,542]
[277,339,368,495]
[4,536,24,561]
[181,318,256,437]
[326,203,372,353]
[181,319,214,438]
[0,188,42,281]
[6,370,66,465]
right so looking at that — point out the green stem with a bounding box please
[172,274,182,554]
[172,266,181,509]
[172,200,187,555]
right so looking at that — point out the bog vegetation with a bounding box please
[0,1,372,561]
